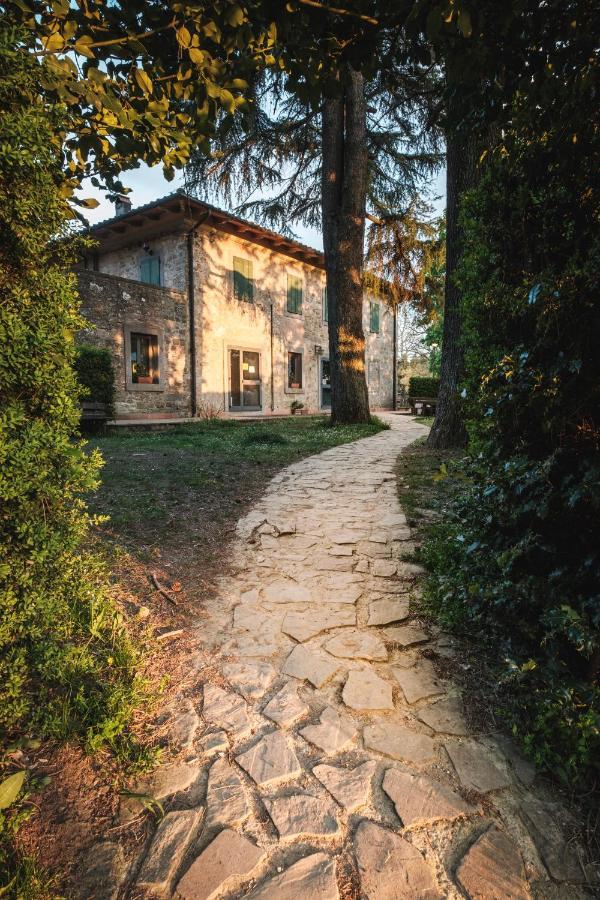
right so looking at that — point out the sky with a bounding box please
[83,162,446,250]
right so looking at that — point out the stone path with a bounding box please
[103,415,591,899]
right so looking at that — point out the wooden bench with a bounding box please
[408,396,438,416]
[81,400,108,425]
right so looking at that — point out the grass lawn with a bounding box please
[89,415,386,577]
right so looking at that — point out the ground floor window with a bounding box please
[320,358,331,408]
[229,349,261,410]
[130,331,160,385]
[288,351,303,389]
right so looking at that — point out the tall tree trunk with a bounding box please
[427,107,477,449]
[321,67,371,425]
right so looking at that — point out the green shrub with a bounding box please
[74,345,115,419]
[408,376,440,398]
[423,102,599,785]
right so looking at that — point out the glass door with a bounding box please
[320,358,331,409]
[229,349,262,411]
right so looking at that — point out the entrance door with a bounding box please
[320,358,331,409]
[229,349,262,411]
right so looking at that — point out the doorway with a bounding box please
[229,349,262,411]
[320,358,331,409]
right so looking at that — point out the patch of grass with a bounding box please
[413,415,434,427]
[396,437,464,529]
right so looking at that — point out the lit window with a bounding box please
[323,285,328,322]
[288,351,303,389]
[233,256,253,301]
[287,274,303,314]
[369,301,380,333]
[130,332,159,384]
[140,256,160,285]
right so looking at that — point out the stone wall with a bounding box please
[77,271,190,419]
[95,231,187,292]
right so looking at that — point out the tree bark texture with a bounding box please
[427,105,478,449]
[321,67,371,424]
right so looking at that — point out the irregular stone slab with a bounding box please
[76,842,126,900]
[367,597,410,626]
[417,697,468,735]
[262,682,309,727]
[397,562,427,578]
[357,540,391,559]
[445,741,511,793]
[177,829,266,900]
[313,761,377,811]
[264,793,340,839]
[371,559,397,577]
[240,588,260,605]
[520,799,584,882]
[167,699,200,748]
[354,559,369,573]
[363,723,436,764]
[144,762,201,801]
[393,661,446,704]
[281,606,356,642]
[354,820,441,899]
[138,808,204,893]
[314,554,356,572]
[233,604,272,633]
[221,661,277,701]
[319,583,363,604]
[248,853,338,900]
[205,756,251,828]
[385,624,429,647]
[342,668,394,711]
[456,827,529,900]
[329,544,353,556]
[262,579,313,604]
[300,706,357,754]
[368,531,389,543]
[236,731,302,787]
[491,734,536,786]
[203,683,252,737]
[365,578,409,595]
[325,630,388,661]
[382,768,473,826]
[201,729,229,755]
[327,529,364,544]
[282,644,340,688]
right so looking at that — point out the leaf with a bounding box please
[227,4,245,27]
[188,48,205,64]
[0,771,26,810]
[80,198,100,208]
[134,68,153,95]
[176,26,191,48]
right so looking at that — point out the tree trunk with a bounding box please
[427,108,478,449]
[321,67,371,424]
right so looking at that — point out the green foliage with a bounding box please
[74,344,115,419]
[423,77,600,783]
[0,26,145,748]
[408,376,440,398]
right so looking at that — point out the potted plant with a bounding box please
[290,399,304,415]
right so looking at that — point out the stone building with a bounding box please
[78,191,395,421]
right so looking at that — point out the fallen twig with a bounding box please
[149,572,178,606]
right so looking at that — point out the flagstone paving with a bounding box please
[114,414,590,898]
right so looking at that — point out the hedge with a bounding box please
[408,376,440,398]
[74,344,115,419]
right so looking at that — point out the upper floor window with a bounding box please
[140,256,161,286]
[322,285,328,323]
[369,300,380,333]
[233,256,253,301]
[287,274,303,315]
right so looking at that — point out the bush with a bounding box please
[408,376,440,398]
[74,345,115,419]
[423,106,600,785]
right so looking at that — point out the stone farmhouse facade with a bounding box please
[77,191,395,421]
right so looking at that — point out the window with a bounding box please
[368,360,381,390]
[288,351,303,389]
[229,349,261,410]
[369,300,380,333]
[322,285,328,323]
[287,274,303,314]
[233,256,253,301]
[130,332,159,384]
[140,256,160,286]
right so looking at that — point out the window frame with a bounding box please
[286,272,303,316]
[139,255,161,286]
[124,322,165,392]
[286,350,304,392]
[369,300,381,334]
[232,255,254,302]
[322,284,329,323]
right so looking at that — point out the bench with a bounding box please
[408,396,438,416]
[81,400,108,425]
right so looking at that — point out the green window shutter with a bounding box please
[323,285,328,322]
[233,256,253,301]
[370,301,380,333]
[287,274,303,314]
[140,256,160,285]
